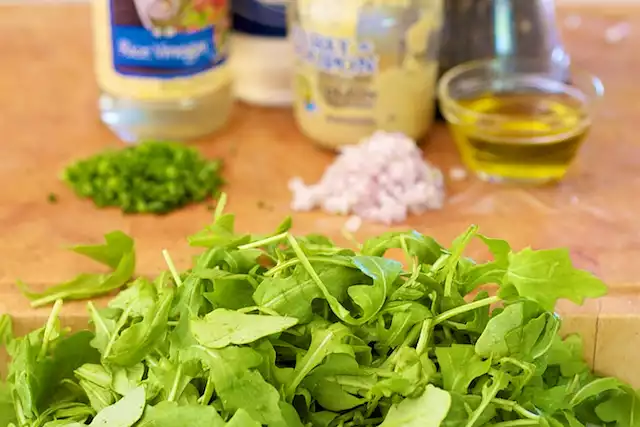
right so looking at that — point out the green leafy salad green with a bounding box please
[2,197,639,427]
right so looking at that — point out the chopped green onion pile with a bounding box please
[62,141,223,214]
[1,200,639,427]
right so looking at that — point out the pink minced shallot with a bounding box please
[289,131,445,224]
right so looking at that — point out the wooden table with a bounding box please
[0,3,639,385]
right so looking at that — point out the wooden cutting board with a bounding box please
[0,3,639,386]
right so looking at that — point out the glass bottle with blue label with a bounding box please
[92,0,233,142]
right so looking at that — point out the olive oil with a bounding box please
[449,91,591,183]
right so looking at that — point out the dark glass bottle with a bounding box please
[436,0,566,118]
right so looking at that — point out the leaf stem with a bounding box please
[491,398,540,420]
[465,373,505,427]
[162,249,183,288]
[238,232,289,250]
[38,299,63,360]
[416,318,434,356]
[499,358,534,398]
[444,225,478,297]
[199,374,214,405]
[30,292,69,308]
[384,323,422,368]
[286,234,351,322]
[399,236,412,270]
[214,192,227,220]
[167,364,183,402]
[103,305,132,359]
[433,296,501,326]
[14,397,27,427]
[264,256,356,277]
[87,301,112,343]
[485,421,540,427]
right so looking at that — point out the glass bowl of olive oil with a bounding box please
[438,57,604,183]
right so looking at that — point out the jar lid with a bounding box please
[231,0,288,38]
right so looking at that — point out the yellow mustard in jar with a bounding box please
[289,0,443,148]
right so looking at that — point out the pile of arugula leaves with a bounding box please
[2,197,639,427]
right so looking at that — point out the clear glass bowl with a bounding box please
[438,56,604,184]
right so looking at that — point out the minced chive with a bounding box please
[62,141,224,215]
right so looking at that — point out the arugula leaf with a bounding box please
[506,248,607,310]
[285,323,351,399]
[379,385,451,426]
[8,318,100,423]
[5,211,631,427]
[187,214,250,248]
[88,386,145,427]
[0,382,17,427]
[475,301,552,360]
[570,377,625,407]
[347,256,403,325]
[137,401,225,427]
[361,231,443,265]
[596,388,640,427]
[254,264,363,322]
[0,314,13,349]
[546,335,590,377]
[436,345,490,394]
[71,232,134,270]
[302,354,370,411]
[18,231,135,307]
[226,408,262,426]
[191,309,298,348]
[193,346,292,425]
[104,290,173,366]
[475,303,527,359]
[202,271,256,310]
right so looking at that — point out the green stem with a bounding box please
[214,193,227,220]
[103,305,132,359]
[286,234,351,322]
[31,293,68,308]
[444,225,478,296]
[14,391,27,427]
[486,420,540,427]
[167,364,184,402]
[434,296,501,325]
[384,323,422,368]
[38,299,64,360]
[443,320,470,330]
[500,358,534,398]
[465,376,503,427]
[416,318,434,356]
[341,228,363,252]
[399,236,413,270]
[491,398,540,420]
[200,374,214,405]
[265,256,356,277]
[162,249,183,288]
[238,232,289,250]
[87,302,111,343]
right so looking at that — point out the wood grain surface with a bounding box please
[0,3,639,384]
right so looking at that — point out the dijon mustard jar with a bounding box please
[289,0,444,149]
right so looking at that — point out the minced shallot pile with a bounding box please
[289,131,445,224]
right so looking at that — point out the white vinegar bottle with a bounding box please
[92,0,234,142]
